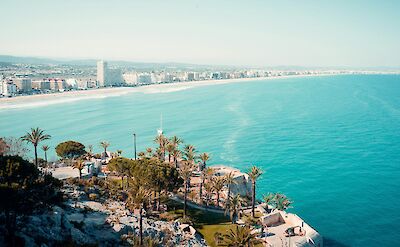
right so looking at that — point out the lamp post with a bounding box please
[133,133,137,160]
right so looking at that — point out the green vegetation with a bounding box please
[55,140,86,159]
[1,127,295,246]
[217,224,262,247]
[127,186,151,246]
[180,161,193,217]
[225,194,244,223]
[21,127,51,167]
[263,192,292,211]
[100,141,110,156]
[247,166,262,218]
[199,152,210,170]
[212,176,226,207]
[164,200,232,246]
[41,144,50,163]
[73,159,85,179]
[0,155,62,245]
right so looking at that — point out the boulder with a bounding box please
[51,206,63,227]
[71,227,95,245]
[66,212,84,223]
[119,215,136,226]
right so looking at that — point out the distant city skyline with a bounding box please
[1,0,399,67]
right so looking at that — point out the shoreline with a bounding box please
[0,73,362,110]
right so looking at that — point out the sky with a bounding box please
[1,0,399,67]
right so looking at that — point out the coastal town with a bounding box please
[0,128,323,246]
[0,57,354,98]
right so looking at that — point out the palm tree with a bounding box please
[199,152,210,171]
[225,172,237,210]
[180,161,193,217]
[219,225,261,247]
[212,176,226,207]
[73,159,85,179]
[170,135,183,148]
[154,147,164,160]
[154,134,168,161]
[41,145,50,164]
[184,144,196,153]
[214,232,223,246]
[274,193,292,211]
[21,127,51,167]
[263,193,275,213]
[203,182,214,207]
[225,194,244,223]
[165,143,175,163]
[247,166,262,218]
[171,149,181,168]
[183,144,196,167]
[199,167,214,203]
[127,187,151,246]
[87,144,94,158]
[100,141,110,157]
[146,147,153,158]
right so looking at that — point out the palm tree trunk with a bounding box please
[199,179,203,204]
[44,151,47,163]
[168,154,171,163]
[139,208,143,246]
[226,185,231,210]
[79,169,82,179]
[184,180,188,217]
[156,190,160,211]
[252,182,256,218]
[216,192,220,207]
[34,144,38,167]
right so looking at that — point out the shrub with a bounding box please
[88,193,98,201]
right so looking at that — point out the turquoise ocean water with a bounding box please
[1,74,399,246]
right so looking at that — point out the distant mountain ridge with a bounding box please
[0,55,399,71]
[0,55,229,69]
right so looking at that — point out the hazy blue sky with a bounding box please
[1,0,399,67]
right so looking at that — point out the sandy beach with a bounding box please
[0,74,335,110]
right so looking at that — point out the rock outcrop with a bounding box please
[9,184,207,246]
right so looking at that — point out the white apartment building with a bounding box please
[32,80,51,90]
[97,60,107,87]
[13,78,32,93]
[187,72,199,81]
[97,60,123,86]
[1,81,17,97]
[137,74,152,84]
[107,68,124,85]
[123,72,138,85]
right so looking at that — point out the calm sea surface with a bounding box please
[1,74,399,246]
